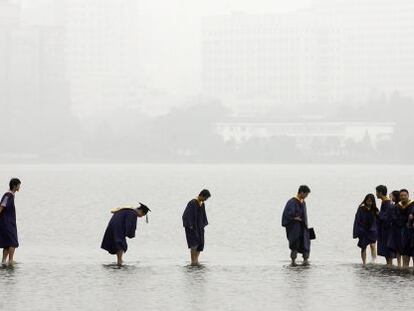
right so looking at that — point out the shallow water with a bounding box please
[0,164,413,310]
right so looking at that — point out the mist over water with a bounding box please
[1,0,414,309]
[1,0,414,164]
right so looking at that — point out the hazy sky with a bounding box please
[135,0,311,94]
[21,0,311,96]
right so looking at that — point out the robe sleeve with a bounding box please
[182,200,197,228]
[125,212,137,239]
[353,208,361,239]
[282,199,296,227]
[0,195,8,208]
[201,204,208,228]
[303,202,309,228]
[379,201,392,225]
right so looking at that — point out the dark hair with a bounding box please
[360,193,378,215]
[391,190,400,203]
[298,185,311,194]
[137,203,151,215]
[199,189,211,199]
[375,185,387,196]
[9,178,21,190]
[400,189,409,194]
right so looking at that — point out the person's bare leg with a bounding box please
[361,248,367,266]
[2,248,9,265]
[195,251,201,264]
[369,243,377,263]
[116,251,123,267]
[402,255,410,269]
[386,257,393,268]
[302,253,309,266]
[190,249,198,266]
[290,251,297,266]
[7,248,15,266]
[396,253,402,268]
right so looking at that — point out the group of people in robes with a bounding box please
[7,177,414,269]
[353,185,414,268]
[101,189,211,266]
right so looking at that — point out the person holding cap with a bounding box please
[101,203,151,266]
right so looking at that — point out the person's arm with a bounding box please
[183,201,196,229]
[0,196,8,214]
[125,213,137,238]
[282,200,297,227]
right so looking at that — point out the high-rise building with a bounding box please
[202,0,414,115]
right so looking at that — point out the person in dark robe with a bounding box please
[281,185,311,266]
[0,178,21,267]
[387,190,400,266]
[375,185,395,267]
[407,193,414,267]
[101,203,150,266]
[389,189,413,269]
[353,193,378,265]
[182,189,210,266]
[389,190,400,205]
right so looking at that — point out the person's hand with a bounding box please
[294,217,302,222]
[409,214,414,220]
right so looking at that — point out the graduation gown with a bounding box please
[281,197,310,255]
[408,204,414,256]
[101,208,138,254]
[388,201,413,256]
[0,192,19,248]
[182,199,208,252]
[353,205,377,249]
[377,199,395,258]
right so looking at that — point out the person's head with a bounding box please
[198,189,211,202]
[390,190,400,203]
[9,178,21,192]
[399,189,409,203]
[375,185,387,199]
[136,203,151,222]
[362,193,376,209]
[297,185,311,200]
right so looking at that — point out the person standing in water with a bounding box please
[282,185,312,266]
[376,185,395,267]
[353,194,378,265]
[386,190,401,266]
[390,190,400,205]
[0,178,21,267]
[182,189,210,266]
[389,189,413,269]
[101,203,151,266]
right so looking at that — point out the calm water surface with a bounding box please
[0,164,413,310]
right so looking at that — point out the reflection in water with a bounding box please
[182,263,209,311]
[281,263,312,310]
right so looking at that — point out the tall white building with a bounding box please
[312,0,414,104]
[202,0,414,115]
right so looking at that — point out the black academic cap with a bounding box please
[138,202,151,223]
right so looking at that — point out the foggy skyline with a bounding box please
[1,0,414,163]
